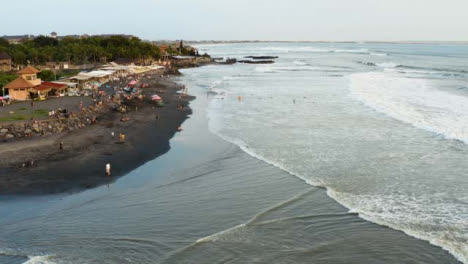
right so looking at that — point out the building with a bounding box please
[35,81,68,96]
[4,66,41,100]
[50,31,58,39]
[1,35,32,44]
[0,52,12,72]
[17,66,41,86]
[44,61,69,70]
[4,77,37,101]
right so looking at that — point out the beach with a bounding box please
[0,67,461,263]
[0,71,194,194]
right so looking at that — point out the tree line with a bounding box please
[0,35,172,65]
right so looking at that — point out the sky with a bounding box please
[2,0,468,41]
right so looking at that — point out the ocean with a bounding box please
[0,42,466,264]
[185,42,468,263]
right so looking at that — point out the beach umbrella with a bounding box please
[152,94,162,101]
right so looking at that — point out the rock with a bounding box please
[244,56,279,59]
[6,134,14,139]
[24,129,32,134]
[33,127,41,133]
[0,128,8,133]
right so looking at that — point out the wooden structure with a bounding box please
[36,81,68,96]
[4,66,42,100]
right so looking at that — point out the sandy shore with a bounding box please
[0,72,194,194]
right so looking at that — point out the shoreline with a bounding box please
[0,71,194,195]
[0,69,461,264]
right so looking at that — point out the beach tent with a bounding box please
[151,94,162,101]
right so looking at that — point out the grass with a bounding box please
[0,115,27,122]
[0,109,49,122]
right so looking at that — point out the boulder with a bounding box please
[6,134,14,139]
[0,128,8,133]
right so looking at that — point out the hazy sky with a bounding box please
[3,0,467,41]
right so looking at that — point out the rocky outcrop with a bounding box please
[244,56,278,59]
[0,103,111,141]
[237,60,275,64]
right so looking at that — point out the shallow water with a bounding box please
[191,42,468,263]
[0,42,466,264]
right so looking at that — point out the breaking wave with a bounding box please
[349,71,468,143]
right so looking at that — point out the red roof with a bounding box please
[40,81,68,89]
[34,86,52,91]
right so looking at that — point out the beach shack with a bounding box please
[3,66,42,101]
[36,81,68,96]
[69,70,115,89]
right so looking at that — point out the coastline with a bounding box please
[0,71,461,264]
[0,71,194,194]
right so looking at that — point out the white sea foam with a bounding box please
[259,46,371,54]
[334,48,369,54]
[376,62,398,68]
[293,60,308,66]
[23,255,57,264]
[349,72,468,143]
[196,224,247,243]
[255,65,320,73]
[327,189,468,264]
[370,52,388,56]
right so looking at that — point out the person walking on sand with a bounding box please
[106,163,111,176]
[111,131,115,138]
[59,141,63,151]
[79,101,83,110]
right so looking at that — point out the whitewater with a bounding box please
[190,42,468,263]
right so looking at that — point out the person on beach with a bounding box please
[79,101,83,110]
[59,141,63,151]
[105,163,111,176]
[111,131,115,138]
[119,133,126,143]
[178,125,183,132]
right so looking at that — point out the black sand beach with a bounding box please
[0,72,194,194]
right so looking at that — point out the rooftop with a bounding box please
[0,52,11,60]
[4,77,36,89]
[17,66,41,75]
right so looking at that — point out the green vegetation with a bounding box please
[33,109,49,117]
[0,109,49,122]
[0,72,17,91]
[37,69,82,81]
[38,70,56,81]
[0,35,166,65]
[0,115,26,122]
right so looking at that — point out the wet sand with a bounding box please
[0,72,194,194]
